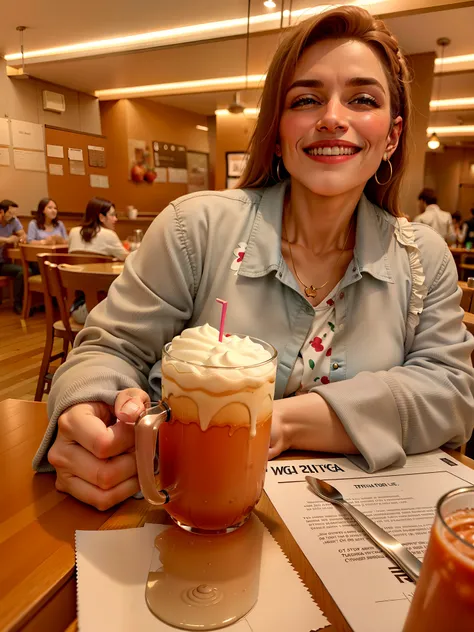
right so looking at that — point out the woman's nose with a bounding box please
[315,98,348,133]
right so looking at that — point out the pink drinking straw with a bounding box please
[216,298,228,342]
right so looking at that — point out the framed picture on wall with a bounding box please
[226,152,248,178]
[187,151,209,193]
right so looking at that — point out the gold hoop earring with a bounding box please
[374,153,393,186]
[276,158,286,182]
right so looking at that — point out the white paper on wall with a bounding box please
[0,147,11,167]
[49,163,64,176]
[0,119,10,146]
[13,149,46,172]
[168,167,188,183]
[47,144,64,158]
[68,147,84,161]
[11,120,44,150]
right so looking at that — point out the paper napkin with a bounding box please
[75,520,328,631]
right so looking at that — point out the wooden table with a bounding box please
[4,244,69,262]
[60,262,124,276]
[2,399,473,632]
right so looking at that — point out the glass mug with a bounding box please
[403,487,474,632]
[135,337,277,534]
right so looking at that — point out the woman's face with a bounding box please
[100,206,117,230]
[44,200,58,221]
[278,38,402,198]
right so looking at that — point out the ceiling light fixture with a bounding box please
[95,74,266,99]
[4,1,386,64]
[428,37,450,151]
[196,125,208,131]
[427,125,474,135]
[216,108,259,116]
[430,97,474,110]
[264,0,276,7]
[435,53,474,70]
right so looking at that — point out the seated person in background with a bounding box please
[27,198,68,245]
[465,208,474,247]
[452,212,467,246]
[0,199,26,314]
[68,197,128,261]
[414,188,456,244]
[32,6,474,511]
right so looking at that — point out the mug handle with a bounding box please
[135,402,171,505]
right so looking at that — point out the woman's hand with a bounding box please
[48,388,150,510]
[268,400,292,460]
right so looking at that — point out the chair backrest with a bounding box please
[459,282,474,314]
[38,254,114,342]
[57,264,116,312]
[69,249,118,260]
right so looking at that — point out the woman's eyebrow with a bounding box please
[346,77,385,93]
[287,76,385,93]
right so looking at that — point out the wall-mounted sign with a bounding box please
[152,141,187,169]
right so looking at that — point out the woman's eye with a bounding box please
[290,96,321,109]
[351,95,380,107]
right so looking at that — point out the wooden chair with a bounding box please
[459,253,474,282]
[459,281,474,314]
[0,276,14,307]
[57,264,116,312]
[34,253,113,401]
[19,244,45,320]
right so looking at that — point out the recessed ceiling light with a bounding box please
[215,108,260,116]
[264,1,277,7]
[430,97,474,110]
[427,125,474,135]
[95,75,266,100]
[196,125,209,131]
[4,1,387,64]
[435,54,474,68]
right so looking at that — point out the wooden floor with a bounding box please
[0,305,62,401]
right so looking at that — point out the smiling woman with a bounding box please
[32,6,474,513]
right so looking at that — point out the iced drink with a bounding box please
[152,324,277,533]
[403,487,474,632]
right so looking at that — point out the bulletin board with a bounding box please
[45,126,111,214]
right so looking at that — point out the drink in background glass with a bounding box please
[402,487,474,632]
[135,324,277,534]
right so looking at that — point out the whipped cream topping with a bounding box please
[163,324,276,434]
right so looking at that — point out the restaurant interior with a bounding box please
[2,1,474,631]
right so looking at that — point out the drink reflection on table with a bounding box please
[146,513,264,630]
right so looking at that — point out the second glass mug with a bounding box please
[135,337,277,534]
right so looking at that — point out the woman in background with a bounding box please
[27,198,68,245]
[68,197,128,260]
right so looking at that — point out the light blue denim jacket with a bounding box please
[33,182,474,472]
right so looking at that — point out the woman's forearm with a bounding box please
[274,392,359,455]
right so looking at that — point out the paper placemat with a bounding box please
[76,519,328,631]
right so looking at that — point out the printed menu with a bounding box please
[264,449,474,632]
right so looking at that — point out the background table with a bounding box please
[1,398,472,632]
[62,262,124,276]
[4,244,69,262]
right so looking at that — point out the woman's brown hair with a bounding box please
[239,5,411,217]
[80,197,115,243]
[35,198,59,230]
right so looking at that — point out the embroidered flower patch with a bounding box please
[230,242,247,275]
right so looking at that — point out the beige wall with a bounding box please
[215,114,255,189]
[0,58,101,215]
[400,53,435,218]
[100,98,209,213]
[425,147,474,217]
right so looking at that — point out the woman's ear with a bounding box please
[386,116,403,158]
[275,144,282,157]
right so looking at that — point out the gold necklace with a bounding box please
[283,211,354,299]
